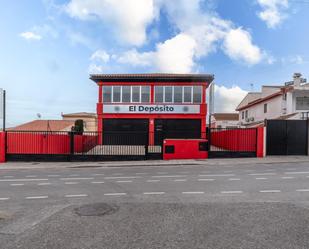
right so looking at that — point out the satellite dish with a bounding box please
[37,113,42,119]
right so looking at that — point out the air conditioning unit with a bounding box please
[250,117,254,121]
[245,118,250,122]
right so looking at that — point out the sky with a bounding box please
[1,0,309,127]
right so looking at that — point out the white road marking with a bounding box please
[26,196,48,199]
[38,183,51,186]
[143,192,165,195]
[198,179,215,181]
[91,181,104,184]
[265,169,276,172]
[116,180,133,183]
[249,173,276,176]
[104,176,140,179]
[255,178,268,180]
[221,191,243,194]
[157,172,168,174]
[228,178,240,181]
[151,175,185,178]
[135,173,147,175]
[92,173,105,176]
[285,171,309,175]
[60,177,94,181]
[0,179,49,182]
[26,175,37,178]
[3,176,14,178]
[48,175,60,177]
[146,180,160,182]
[259,190,281,193]
[281,177,295,179]
[199,174,235,177]
[65,182,79,185]
[10,183,24,186]
[296,189,309,192]
[69,174,80,177]
[112,173,123,176]
[174,179,187,182]
[65,194,88,198]
[104,193,127,196]
[0,198,10,201]
[182,191,204,194]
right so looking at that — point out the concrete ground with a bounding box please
[0,157,309,248]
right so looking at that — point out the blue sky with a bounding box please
[1,0,309,127]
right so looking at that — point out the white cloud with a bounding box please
[20,31,42,41]
[65,0,157,46]
[290,55,304,65]
[214,85,248,112]
[223,28,263,65]
[90,50,110,63]
[88,63,104,74]
[257,0,289,28]
[115,49,153,67]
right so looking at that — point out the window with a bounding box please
[164,86,173,102]
[174,86,183,103]
[264,103,267,113]
[183,86,192,103]
[122,86,131,102]
[245,110,248,119]
[242,111,244,119]
[141,86,150,102]
[103,86,112,103]
[155,86,164,102]
[113,86,121,103]
[193,86,202,103]
[132,86,140,102]
[296,97,309,110]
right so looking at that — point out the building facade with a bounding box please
[210,113,239,129]
[237,73,309,126]
[91,73,214,146]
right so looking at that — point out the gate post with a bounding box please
[69,132,75,161]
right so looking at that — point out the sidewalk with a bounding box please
[0,156,308,170]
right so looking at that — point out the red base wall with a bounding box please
[256,127,265,158]
[163,139,208,160]
[0,132,5,163]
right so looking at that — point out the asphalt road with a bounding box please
[1,161,309,248]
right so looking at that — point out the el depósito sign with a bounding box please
[103,105,200,114]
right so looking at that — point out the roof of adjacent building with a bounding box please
[9,120,75,131]
[90,73,214,83]
[61,112,97,118]
[212,113,239,121]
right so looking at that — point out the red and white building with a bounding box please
[90,73,214,146]
[237,73,309,127]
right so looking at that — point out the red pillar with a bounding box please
[97,82,103,145]
[0,132,6,163]
[256,127,265,158]
[149,118,154,145]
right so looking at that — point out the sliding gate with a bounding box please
[208,128,258,158]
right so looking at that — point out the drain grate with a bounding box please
[74,203,119,217]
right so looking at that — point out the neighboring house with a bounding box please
[9,120,75,131]
[61,112,97,132]
[236,73,309,127]
[9,112,98,132]
[211,113,239,128]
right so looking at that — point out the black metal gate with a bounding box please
[266,120,308,156]
[208,128,258,158]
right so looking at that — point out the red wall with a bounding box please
[0,132,5,163]
[163,139,208,160]
[6,133,98,155]
[211,129,257,152]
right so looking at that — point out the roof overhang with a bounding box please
[90,73,214,84]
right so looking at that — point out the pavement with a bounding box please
[0,158,309,248]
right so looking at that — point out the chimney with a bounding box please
[293,73,302,86]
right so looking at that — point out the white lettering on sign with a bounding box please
[103,105,200,114]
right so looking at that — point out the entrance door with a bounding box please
[103,119,149,145]
[154,119,201,145]
[266,120,308,155]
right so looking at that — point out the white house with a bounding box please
[210,113,239,128]
[236,73,309,127]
